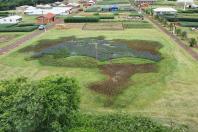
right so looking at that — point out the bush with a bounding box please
[175,28,181,35]
[189,38,197,47]
[0,76,80,131]
[64,16,100,23]
[71,113,187,132]
[181,31,187,39]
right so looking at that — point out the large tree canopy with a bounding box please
[0,76,80,132]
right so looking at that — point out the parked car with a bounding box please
[38,25,46,30]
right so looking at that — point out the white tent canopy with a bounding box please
[177,0,194,4]
[153,7,177,15]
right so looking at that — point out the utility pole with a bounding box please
[95,42,98,60]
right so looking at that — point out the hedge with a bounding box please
[99,15,114,19]
[0,24,38,32]
[180,21,198,27]
[17,23,38,27]
[85,7,100,12]
[0,26,38,32]
[0,12,9,17]
[123,22,153,29]
[178,9,198,13]
[164,16,198,22]
[64,16,100,23]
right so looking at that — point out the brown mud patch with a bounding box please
[89,63,157,97]
[112,39,163,55]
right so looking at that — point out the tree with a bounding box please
[162,18,167,27]
[181,31,187,40]
[189,38,197,47]
[175,28,181,36]
[0,76,80,132]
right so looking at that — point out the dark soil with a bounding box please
[89,63,157,97]
[112,39,163,55]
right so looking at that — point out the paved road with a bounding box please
[0,19,62,55]
[146,15,198,61]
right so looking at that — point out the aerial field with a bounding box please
[0,25,198,130]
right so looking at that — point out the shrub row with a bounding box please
[178,9,198,13]
[164,16,198,22]
[99,15,114,19]
[123,22,153,29]
[85,7,100,12]
[0,25,38,32]
[0,11,9,17]
[17,23,38,27]
[71,113,187,132]
[64,16,100,23]
[179,21,198,27]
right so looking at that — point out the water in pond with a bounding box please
[30,38,162,61]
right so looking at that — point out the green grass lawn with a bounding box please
[0,28,197,131]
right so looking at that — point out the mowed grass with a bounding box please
[0,28,198,130]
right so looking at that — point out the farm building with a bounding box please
[135,0,157,5]
[153,7,177,15]
[36,13,55,24]
[101,5,119,12]
[0,15,22,24]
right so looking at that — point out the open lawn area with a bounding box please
[0,27,198,131]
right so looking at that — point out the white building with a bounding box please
[0,15,22,24]
[24,6,72,16]
[153,7,177,15]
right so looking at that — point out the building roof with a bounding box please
[0,15,22,20]
[177,0,194,3]
[153,7,177,12]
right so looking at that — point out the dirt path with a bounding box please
[0,19,63,55]
[146,15,198,61]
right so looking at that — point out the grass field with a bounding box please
[0,27,198,131]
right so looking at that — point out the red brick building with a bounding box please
[37,13,56,24]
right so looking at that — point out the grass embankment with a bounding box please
[0,28,197,130]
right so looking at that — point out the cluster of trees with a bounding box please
[0,0,63,10]
[155,16,197,47]
[0,76,187,131]
[0,76,80,131]
[175,29,197,47]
